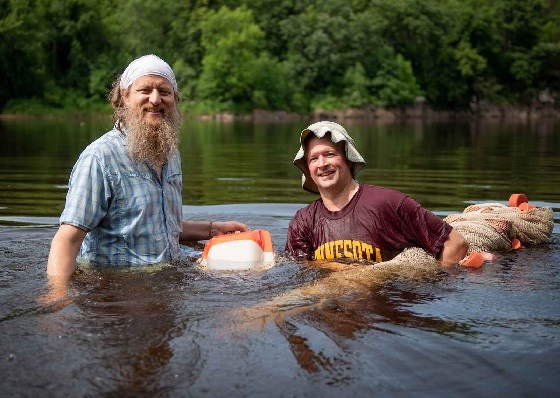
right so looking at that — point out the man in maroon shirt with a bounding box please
[285,121,469,266]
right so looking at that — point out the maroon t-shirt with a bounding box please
[285,184,452,263]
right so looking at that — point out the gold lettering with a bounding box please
[343,240,353,258]
[334,240,344,258]
[362,243,374,261]
[352,241,362,259]
[325,242,335,260]
[314,240,382,263]
[315,245,324,260]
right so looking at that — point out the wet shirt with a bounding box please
[285,184,452,263]
[60,128,183,266]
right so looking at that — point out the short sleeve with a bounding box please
[285,208,314,260]
[396,196,452,257]
[59,154,112,231]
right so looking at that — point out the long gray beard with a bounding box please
[118,105,180,167]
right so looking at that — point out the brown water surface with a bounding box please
[0,118,559,396]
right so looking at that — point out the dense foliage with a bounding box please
[1,0,558,114]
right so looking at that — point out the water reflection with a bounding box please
[1,117,560,396]
[1,118,560,218]
[56,261,476,387]
[271,285,474,375]
[40,266,202,394]
[1,223,559,396]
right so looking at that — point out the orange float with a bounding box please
[508,193,528,207]
[508,193,535,212]
[201,229,275,270]
[461,251,495,268]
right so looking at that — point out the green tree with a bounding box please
[367,0,459,107]
[445,1,502,104]
[245,0,306,58]
[109,0,177,61]
[342,63,372,108]
[0,0,45,108]
[497,0,549,101]
[371,54,422,107]
[455,0,554,104]
[36,0,110,96]
[280,1,358,92]
[197,6,287,112]
[2,0,560,114]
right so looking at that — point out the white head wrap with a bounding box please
[293,121,366,194]
[119,54,178,93]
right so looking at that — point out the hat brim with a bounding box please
[293,121,366,194]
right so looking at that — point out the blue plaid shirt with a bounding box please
[60,127,183,266]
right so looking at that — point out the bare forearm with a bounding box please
[179,220,248,242]
[47,238,79,276]
[180,220,214,242]
[47,225,87,277]
[438,229,469,266]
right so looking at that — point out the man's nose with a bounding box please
[316,155,327,167]
[149,89,161,105]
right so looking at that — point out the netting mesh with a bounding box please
[389,203,554,267]
[238,203,555,316]
[444,204,553,248]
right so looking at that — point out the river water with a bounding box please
[0,117,559,397]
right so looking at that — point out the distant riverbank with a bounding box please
[2,99,558,124]
[200,99,560,124]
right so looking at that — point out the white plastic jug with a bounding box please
[200,229,275,270]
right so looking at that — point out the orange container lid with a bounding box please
[202,229,274,259]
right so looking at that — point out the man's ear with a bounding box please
[120,88,130,106]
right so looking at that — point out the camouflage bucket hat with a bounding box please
[293,121,366,194]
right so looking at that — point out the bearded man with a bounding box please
[47,54,246,277]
